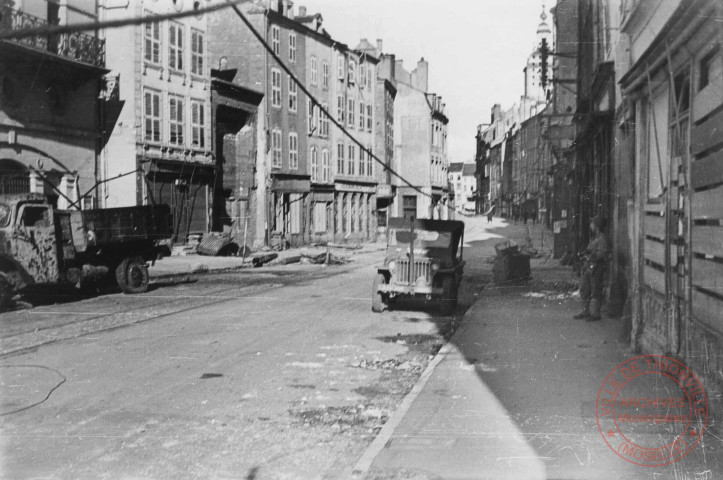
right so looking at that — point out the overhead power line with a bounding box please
[225,1,444,205]
[0,0,249,40]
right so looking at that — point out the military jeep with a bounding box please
[372,217,465,314]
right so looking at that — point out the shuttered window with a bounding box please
[169,22,184,71]
[169,96,184,145]
[144,14,160,65]
[191,100,205,148]
[144,90,161,143]
[191,29,204,76]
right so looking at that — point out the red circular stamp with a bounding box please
[596,354,708,467]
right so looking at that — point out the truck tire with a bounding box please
[440,275,457,315]
[371,273,388,313]
[115,257,149,294]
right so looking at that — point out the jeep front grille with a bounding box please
[395,259,430,284]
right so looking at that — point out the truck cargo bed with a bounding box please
[82,205,172,245]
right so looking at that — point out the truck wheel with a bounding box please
[440,276,457,315]
[371,273,388,313]
[115,257,149,294]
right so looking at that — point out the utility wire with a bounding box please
[226,2,443,205]
[0,0,250,40]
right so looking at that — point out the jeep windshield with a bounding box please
[389,229,452,249]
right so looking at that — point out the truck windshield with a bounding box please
[0,204,9,227]
[390,229,451,248]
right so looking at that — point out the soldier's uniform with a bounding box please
[575,216,608,320]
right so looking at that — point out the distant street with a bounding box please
[0,216,499,479]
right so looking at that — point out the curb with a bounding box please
[344,300,482,479]
[347,340,454,478]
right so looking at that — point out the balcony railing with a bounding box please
[0,6,105,67]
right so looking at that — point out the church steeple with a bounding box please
[536,3,551,43]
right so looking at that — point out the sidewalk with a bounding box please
[353,218,723,480]
[148,242,385,281]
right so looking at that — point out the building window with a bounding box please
[367,67,372,88]
[310,56,317,85]
[307,99,315,135]
[320,103,329,137]
[348,59,356,84]
[321,149,330,183]
[367,148,373,176]
[359,101,365,129]
[289,33,296,62]
[271,69,281,108]
[337,95,345,123]
[359,64,366,87]
[289,132,298,169]
[699,49,718,90]
[358,145,365,176]
[191,100,205,148]
[169,96,184,145]
[366,104,373,131]
[288,76,297,112]
[310,147,318,182]
[347,98,355,128]
[322,61,329,88]
[271,25,280,55]
[403,195,417,219]
[337,55,345,79]
[191,29,204,76]
[169,22,184,71]
[143,89,161,143]
[337,143,345,175]
[144,13,160,65]
[272,129,282,168]
[347,144,356,175]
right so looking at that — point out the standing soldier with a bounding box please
[573,215,608,321]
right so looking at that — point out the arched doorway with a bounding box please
[0,159,30,194]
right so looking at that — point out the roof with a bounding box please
[462,164,476,176]
[448,163,464,173]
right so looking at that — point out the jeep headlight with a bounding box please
[430,262,440,273]
[388,261,397,274]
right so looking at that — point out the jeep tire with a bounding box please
[440,275,457,315]
[115,256,150,294]
[0,273,12,309]
[371,273,388,313]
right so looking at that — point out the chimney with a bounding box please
[492,104,501,123]
[413,57,428,92]
[376,38,383,54]
[298,5,306,16]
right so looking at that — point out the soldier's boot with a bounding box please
[573,300,591,320]
[588,299,602,321]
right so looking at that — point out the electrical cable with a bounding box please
[225,2,451,209]
[0,0,250,41]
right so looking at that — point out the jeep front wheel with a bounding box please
[439,275,457,315]
[371,273,388,313]
[115,257,150,294]
[0,273,12,309]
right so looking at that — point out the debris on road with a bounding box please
[355,358,423,372]
[251,253,278,267]
[326,242,362,250]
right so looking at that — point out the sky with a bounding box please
[302,0,548,163]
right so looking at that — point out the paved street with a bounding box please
[0,216,499,479]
